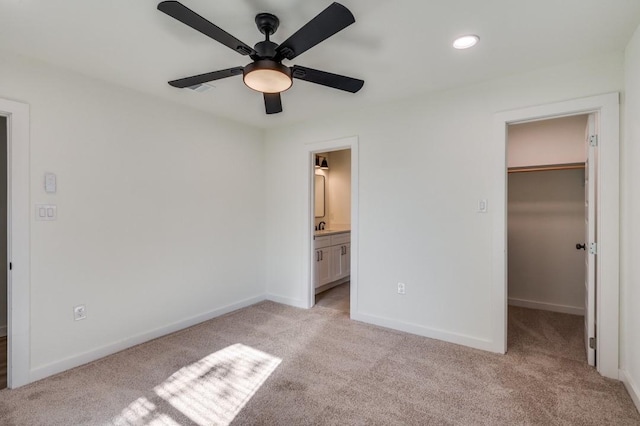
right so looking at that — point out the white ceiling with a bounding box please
[1,0,639,128]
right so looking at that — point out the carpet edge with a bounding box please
[352,311,500,353]
[27,294,267,385]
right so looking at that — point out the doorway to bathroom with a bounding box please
[312,149,351,315]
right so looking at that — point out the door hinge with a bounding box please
[589,242,597,255]
[589,135,598,147]
[9,262,12,270]
[589,337,596,349]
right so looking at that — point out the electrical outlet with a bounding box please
[74,305,87,321]
[397,282,406,295]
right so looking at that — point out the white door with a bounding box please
[584,113,598,366]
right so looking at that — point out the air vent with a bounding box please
[187,83,215,93]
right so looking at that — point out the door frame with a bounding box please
[304,136,358,315]
[492,93,619,379]
[0,98,31,388]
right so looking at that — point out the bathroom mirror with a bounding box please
[315,175,325,218]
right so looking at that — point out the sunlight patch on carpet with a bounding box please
[111,344,281,426]
[112,396,180,426]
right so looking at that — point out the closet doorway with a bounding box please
[312,149,352,315]
[506,114,596,365]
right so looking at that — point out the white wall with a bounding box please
[0,51,266,376]
[327,149,351,229]
[621,24,640,409]
[508,169,585,314]
[508,115,587,167]
[0,116,6,336]
[265,52,624,350]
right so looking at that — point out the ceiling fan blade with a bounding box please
[264,93,283,114]
[158,1,256,56]
[275,2,355,60]
[168,67,244,88]
[291,66,364,93]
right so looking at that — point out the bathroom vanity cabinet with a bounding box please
[313,231,350,289]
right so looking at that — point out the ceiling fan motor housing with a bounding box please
[253,40,279,59]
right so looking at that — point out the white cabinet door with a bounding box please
[341,243,351,277]
[315,248,331,288]
[329,245,344,283]
[330,244,351,283]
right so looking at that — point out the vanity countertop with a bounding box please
[314,229,350,237]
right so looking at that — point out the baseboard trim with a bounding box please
[620,370,640,414]
[351,311,499,353]
[265,293,309,309]
[29,294,267,384]
[0,325,6,337]
[508,298,584,316]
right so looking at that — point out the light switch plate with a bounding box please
[35,204,57,221]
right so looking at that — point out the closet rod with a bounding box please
[508,162,585,174]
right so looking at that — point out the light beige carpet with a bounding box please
[0,303,638,425]
[0,336,6,389]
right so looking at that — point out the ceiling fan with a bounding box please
[157,1,365,114]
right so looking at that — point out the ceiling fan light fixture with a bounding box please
[243,60,292,93]
[453,34,480,49]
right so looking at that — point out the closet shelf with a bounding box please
[508,162,585,174]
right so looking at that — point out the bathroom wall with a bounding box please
[314,149,351,230]
[327,149,351,229]
[314,153,330,229]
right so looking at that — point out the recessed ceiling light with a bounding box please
[453,35,480,49]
